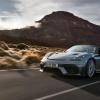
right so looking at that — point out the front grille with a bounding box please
[60,64,79,74]
[40,63,79,75]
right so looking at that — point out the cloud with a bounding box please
[0,0,100,29]
[16,0,61,20]
[0,0,61,29]
[0,0,21,15]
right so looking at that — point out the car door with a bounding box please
[94,47,100,70]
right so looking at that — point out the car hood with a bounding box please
[47,52,88,60]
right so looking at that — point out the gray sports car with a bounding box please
[40,45,100,78]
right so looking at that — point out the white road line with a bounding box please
[34,81,100,100]
[0,68,40,72]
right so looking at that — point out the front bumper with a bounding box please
[40,61,86,75]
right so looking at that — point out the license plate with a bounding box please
[46,63,58,68]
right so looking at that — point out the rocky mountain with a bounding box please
[0,11,100,47]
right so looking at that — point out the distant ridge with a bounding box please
[0,11,100,47]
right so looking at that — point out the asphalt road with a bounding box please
[0,68,100,100]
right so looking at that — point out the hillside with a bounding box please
[0,11,100,47]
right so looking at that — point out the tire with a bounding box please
[85,59,96,78]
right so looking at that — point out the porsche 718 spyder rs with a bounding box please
[40,45,100,78]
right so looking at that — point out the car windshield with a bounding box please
[66,45,96,53]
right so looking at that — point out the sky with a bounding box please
[0,0,100,30]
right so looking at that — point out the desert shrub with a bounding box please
[0,56,18,69]
[8,44,17,48]
[10,53,22,60]
[4,57,18,66]
[0,41,9,50]
[16,43,29,50]
[0,47,10,57]
[18,50,33,56]
[0,56,27,69]
[22,55,40,65]
[0,47,21,60]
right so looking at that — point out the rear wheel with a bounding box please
[86,59,96,78]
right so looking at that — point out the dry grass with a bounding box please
[16,43,29,50]
[0,41,9,50]
[0,41,65,69]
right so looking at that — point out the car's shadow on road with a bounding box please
[51,73,100,96]
[15,69,34,77]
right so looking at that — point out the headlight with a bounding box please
[41,52,54,62]
[41,56,48,62]
[70,55,85,61]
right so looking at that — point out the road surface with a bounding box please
[0,68,100,100]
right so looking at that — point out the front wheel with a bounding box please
[86,59,96,78]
